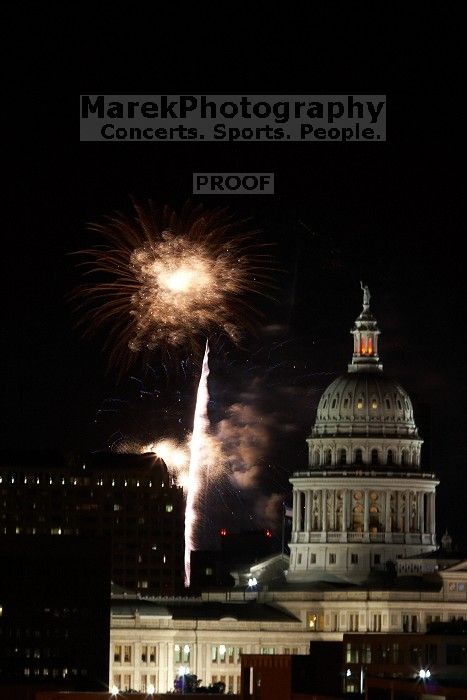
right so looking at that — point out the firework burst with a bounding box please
[73,200,272,369]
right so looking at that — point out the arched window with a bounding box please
[371,449,379,466]
[352,504,363,532]
[357,397,364,410]
[355,449,363,464]
[401,450,409,466]
[339,448,347,466]
[322,398,328,409]
[313,450,320,467]
[331,398,337,409]
[369,505,380,531]
[397,399,402,410]
[412,451,418,466]
[343,397,349,408]
[387,449,394,466]
[324,449,332,466]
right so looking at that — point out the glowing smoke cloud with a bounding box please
[184,340,210,586]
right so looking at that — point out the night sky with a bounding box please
[3,15,465,547]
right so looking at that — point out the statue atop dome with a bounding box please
[360,281,371,309]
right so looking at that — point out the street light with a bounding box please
[178,665,189,693]
[110,685,119,696]
[147,682,155,694]
[247,577,257,587]
[419,669,431,679]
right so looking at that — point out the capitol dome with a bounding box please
[313,372,418,438]
[307,284,422,470]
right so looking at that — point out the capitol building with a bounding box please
[109,288,467,695]
[288,283,437,583]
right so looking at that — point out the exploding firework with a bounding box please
[74,199,274,587]
[74,200,272,369]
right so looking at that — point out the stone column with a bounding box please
[405,490,411,533]
[134,642,141,692]
[161,643,170,693]
[417,492,424,533]
[321,489,327,532]
[429,492,436,535]
[341,489,347,532]
[396,491,402,532]
[363,489,369,532]
[385,491,391,532]
[304,490,311,532]
[292,490,298,532]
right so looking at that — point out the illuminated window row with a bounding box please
[23,667,87,677]
[0,474,169,488]
[211,645,242,664]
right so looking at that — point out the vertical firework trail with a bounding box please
[184,340,210,586]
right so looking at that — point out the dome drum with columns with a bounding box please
[288,285,438,584]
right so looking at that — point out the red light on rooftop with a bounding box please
[220,528,227,537]
[265,529,272,538]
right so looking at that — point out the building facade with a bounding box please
[109,562,467,693]
[0,451,185,595]
[0,536,110,691]
[288,287,438,582]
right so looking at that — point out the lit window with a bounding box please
[371,399,377,409]
[165,504,173,513]
[205,567,213,576]
[307,612,319,630]
[357,399,364,409]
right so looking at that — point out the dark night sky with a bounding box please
[2,11,465,545]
